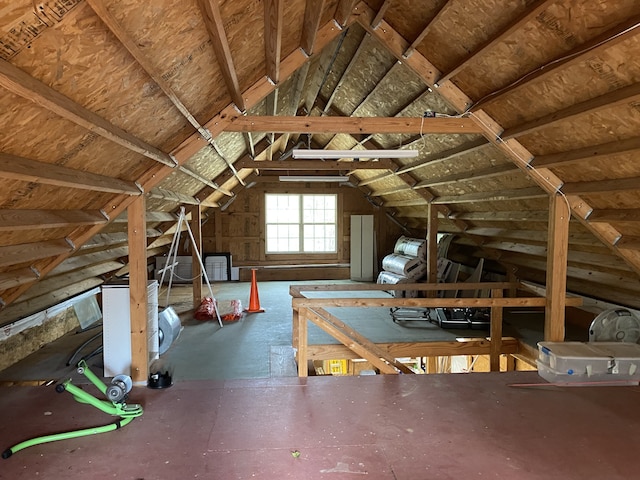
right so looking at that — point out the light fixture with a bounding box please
[292,149,418,159]
[278,175,350,182]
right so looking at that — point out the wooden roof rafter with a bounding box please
[197,0,246,112]
[0,59,176,168]
[87,0,244,186]
[370,0,393,29]
[0,152,140,195]
[472,14,640,109]
[0,209,107,231]
[301,0,327,56]
[402,0,452,59]
[264,0,284,84]
[437,0,556,84]
[588,209,640,223]
[353,1,640,277]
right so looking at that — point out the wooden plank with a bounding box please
[0,20,347,308]
[113,211,177,223]
[0,239,72,268]
[503,82,640,139]
[0,209,106,231]
[489,288,503,372]
[292,282,518,293]
[615,236,640,250]
[51,246,129,275]
[438,0,555,84]
[86,0,206,136]
[403,0,451,58]
[191,204,203,308]
[197,0,245,111]
[297,307,309,377]
[0,268,38,291]
[426,203,438,291]
[127,195,148,384]
[370,0,392,29]
[225,116,483,134]
[531,136,640,169]
[304,307,400,374]
[323,33,370,113]
[545,194,570,342]
[414,163,516,188]
[307,337,520,360]
[432,186,545,204]
[477,14,640,109]
[395,138,489,174]
[562,176,640,195]
[0,59,175,167]
[264,0,283,83]
[588,209,640,223]
[301,0,326,55]
[334,0,358,26]
[0,152,140,194]
[451,211,549,223]
[292,296,582,308]
[147,188,218,208]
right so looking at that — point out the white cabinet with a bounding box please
[102,280,158,377]
[350,215,375,281]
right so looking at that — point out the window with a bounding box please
[265,194,337,253]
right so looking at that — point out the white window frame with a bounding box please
[265,194,337,254]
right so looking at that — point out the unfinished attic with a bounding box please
[2,0,640,477]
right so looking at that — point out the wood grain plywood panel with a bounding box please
[9,3,186,151]
[318,25,367,102]
[219,0,267,93]
[453,0,639,101]
[0,179,115,211]
[489,35,640,130]
[379,0,447,45]
[111,0,231,129]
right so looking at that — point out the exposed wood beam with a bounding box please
[0,19,347,308]
[451,211,550,223]
[264,0,284,83]
[0,59,175,168]
[437,0,555,84]
[432,186,545,205]
[0,268,39,292]
[562,176,640,195]
[368,184,410,197]
[86,0,208,139]
[354,3,640,279]
[197,0,245,111]
[0,209,107,231]
[616,236,640,250]
[548,194,577,342]
[395,138,489,175]
[503,82,640,139]
[301,0,326,55]
[0,239,72,269]
[371,0,393,29]
[225,116,482,133]
[531,136,640,169]
[147,187,218,208]
[384,198,428,208]
[403,1,452,58]
[190,204,203,308]
[113,211,177,223]
[323,33,369,114]
[0,152,140,194]
[305,29,348,113]
[352,61,401,116]
[414,163,516,189]
[127,195,149,383]
[265,90,278,160]
[335,0,358,26]
[588,209,640,223]
[284,63,310,148]
[178,165,233,196]
[475,14,640,109]
[51,246,128,275]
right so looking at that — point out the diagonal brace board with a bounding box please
[303,306,413,374]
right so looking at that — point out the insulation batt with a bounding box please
[382,253,426,279]
[393,236,427,261]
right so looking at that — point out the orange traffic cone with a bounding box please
[244,268,265,313]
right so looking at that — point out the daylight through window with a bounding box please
[265,194,337,253]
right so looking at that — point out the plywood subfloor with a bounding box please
[1,373,640,479]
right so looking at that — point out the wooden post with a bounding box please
[426,203,438,297]
[297,307,308,377]
[507,268,518,298]
[127,195,149,384]
[427,356,437,374]
[545,193,570,341]
[190,204,203,308]
[292,307,299,352]
[489,288,503,372]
